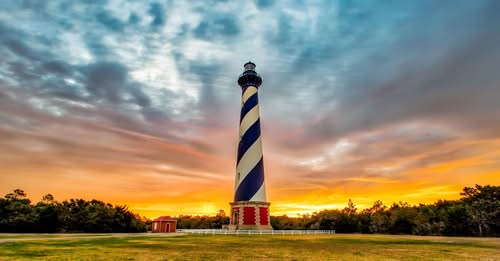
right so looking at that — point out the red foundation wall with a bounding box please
[259,207,269,225]
[243,207,256,225]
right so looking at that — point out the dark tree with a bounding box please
[461,185,500,236]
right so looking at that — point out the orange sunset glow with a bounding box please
[1,1,500,219]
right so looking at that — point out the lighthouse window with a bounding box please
[237,172,240,180]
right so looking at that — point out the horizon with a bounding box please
[0,185,477,218]
[1,1,500,219]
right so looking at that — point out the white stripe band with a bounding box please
[242,86,257,103]
[236,136,263,188]
[250,184,266,202]
[239,105,259,136]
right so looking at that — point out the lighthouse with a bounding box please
[229,62,272,230]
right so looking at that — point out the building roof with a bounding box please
[153,216,177,222]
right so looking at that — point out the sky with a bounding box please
[1,0,499,218]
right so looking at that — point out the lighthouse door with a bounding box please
[233,209,239,225]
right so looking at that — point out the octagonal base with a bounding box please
[228,201,272,230]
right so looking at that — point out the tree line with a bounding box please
[271,184,499,237]
[0,184,497,236]
[176,210,230,229]
[0,190,147,232]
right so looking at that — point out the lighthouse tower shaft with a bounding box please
[235,83,266,201]
[229,62,272,230]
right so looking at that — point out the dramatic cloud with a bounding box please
[1,0,499,217]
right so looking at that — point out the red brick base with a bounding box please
[228,201,272,230]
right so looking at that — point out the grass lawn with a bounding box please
[0,233,498,260]
[0,233,109,239]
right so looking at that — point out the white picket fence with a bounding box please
[177,229,335,235]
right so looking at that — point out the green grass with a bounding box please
[0,234,498,260]
[0,233,108,239]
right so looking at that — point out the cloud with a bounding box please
[258,0,500,152]
[148,2,166,28]
[79,62,154,111]
[255,0,275,9]
[193,14,240,40]
[96,9,126,32]
[1,0,499,217]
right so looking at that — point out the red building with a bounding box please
[151,216,177,233]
